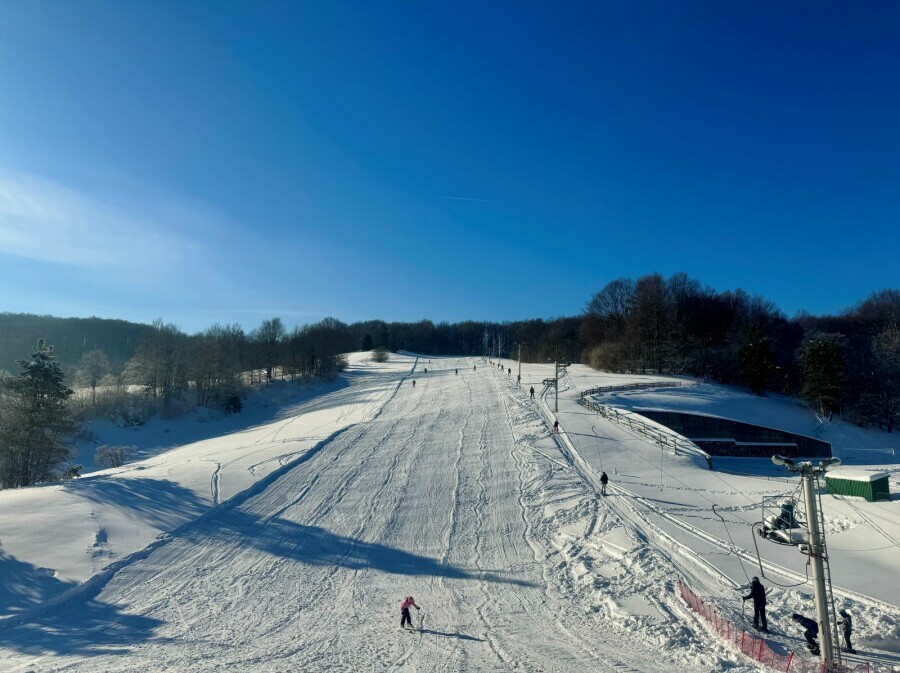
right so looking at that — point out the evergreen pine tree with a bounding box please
[738,332,776,395]
[0,339,77,488]
[800,333,846,416]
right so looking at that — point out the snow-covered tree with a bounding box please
[95,444,135,469]
[0,339,77,488]
[77,349,111,405]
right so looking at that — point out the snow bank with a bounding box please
[0,351,416,618]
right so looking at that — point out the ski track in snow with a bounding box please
[2,358,897,672]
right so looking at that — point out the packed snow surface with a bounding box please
[0,355,898,672]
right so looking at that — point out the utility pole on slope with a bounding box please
[552,351,569,413]
[771,455,842,670]
[517,343,522,382]
[555,359,560,412]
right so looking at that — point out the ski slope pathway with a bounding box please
[1,358,738,673]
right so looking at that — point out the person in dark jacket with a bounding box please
[600,471,609,496]
[791,613,819,652]
[742,577,768,632]
[530,386,535,399]
[838,610,855,653]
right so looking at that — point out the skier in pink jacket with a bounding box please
[400,596,420,629]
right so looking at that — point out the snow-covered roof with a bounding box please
[826,469,890,482]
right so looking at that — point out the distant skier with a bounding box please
[400,596,420,629]
[424,368,428,374]
[530,386,535,399]
[838,610,855,653]
[600,471,609,496]
[742,577,768,632]
[412,380,416,388]
[455,369,458,375]
[474,365,477,371]
[791,613,819,654]
[516,374,521,384]
[507,368,511,376]
[553,419,559,433]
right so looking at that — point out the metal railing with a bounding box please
[580,397,712,468]
[580,380,696,400]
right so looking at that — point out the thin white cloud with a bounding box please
[0,168,218,276]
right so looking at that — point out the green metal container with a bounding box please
[825,469,891,502]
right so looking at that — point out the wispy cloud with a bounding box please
[0,168,221,278]
[442,196,510,205]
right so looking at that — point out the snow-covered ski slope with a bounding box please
[0,355,898,672]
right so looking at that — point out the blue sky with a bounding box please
[1,2,898,333]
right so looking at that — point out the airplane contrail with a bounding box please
[442,196,509,204]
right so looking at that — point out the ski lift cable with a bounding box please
[613,435,783,591]
[712,504,751,583]
[830,492,900,550]
[842,498,900,548]
[596,405,774,528]
[700,466,778,509]
[605,418,756,525]
[750,520,811,588]
[591,407,824,589]
[828,544,898,552]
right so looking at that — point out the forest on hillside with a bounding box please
[1,274,899,487]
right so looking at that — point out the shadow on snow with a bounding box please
[0,550,78,618]
[66,477,208,531]
[185,510,538,588]
[0,597,168,657]
[419,628,485,641]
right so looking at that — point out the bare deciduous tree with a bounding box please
[95,444,135,469]
[77,349,111,405]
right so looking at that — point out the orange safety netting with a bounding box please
[677,580,873,673]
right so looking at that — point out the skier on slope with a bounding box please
[400,596,420,629]
[742,577,769,633]
[412,380,416,388]
[553,419,559,433]
[791,613,819,654]
[600,471,609,496]
[838,610,855,653]
[530,386,535,399]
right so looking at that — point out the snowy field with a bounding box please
[0,354,898,672]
